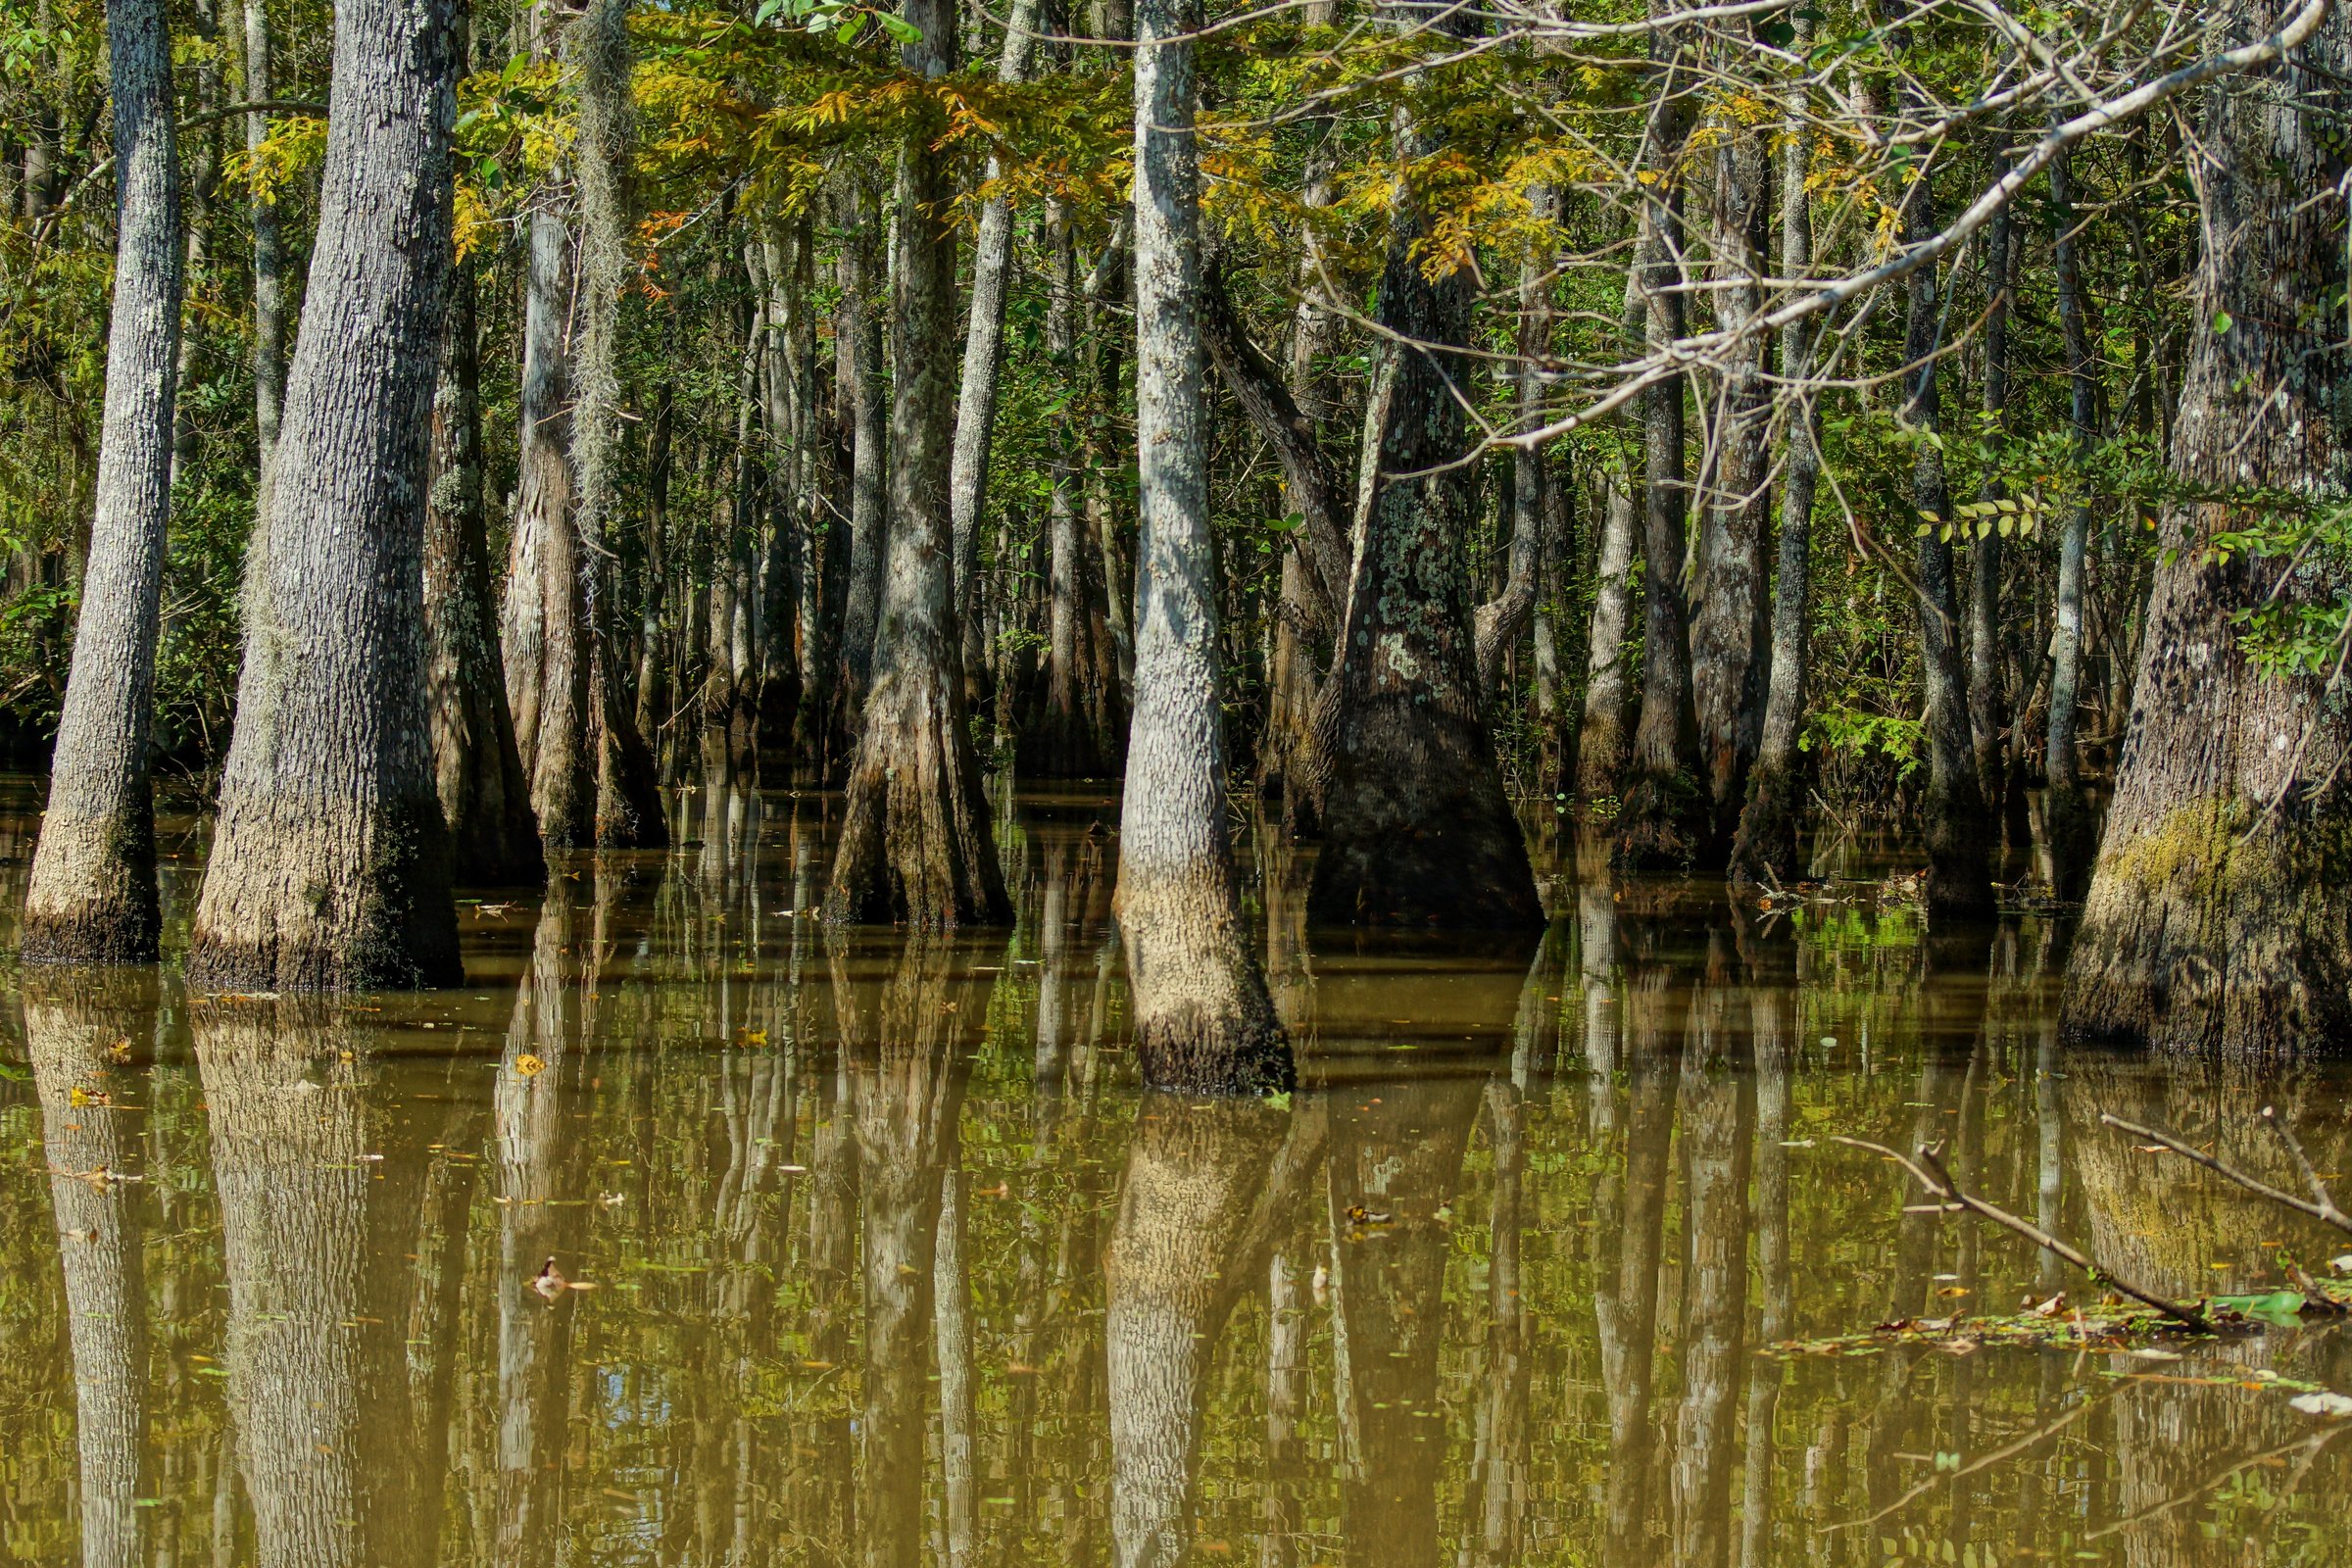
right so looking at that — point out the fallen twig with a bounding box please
[2099,1106,2352,1237]
[1835,1135,2212,1331]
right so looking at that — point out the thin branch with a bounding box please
[2099,1110,2352,1236]
[1835,1135,2212,1329]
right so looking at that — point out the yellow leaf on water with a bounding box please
[513,1054,547,1079]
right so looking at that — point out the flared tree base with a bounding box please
[826,664,1010,928]
[2061,796,2352,1057]
[1612,764,1708,873]
[1726,761,1801,890]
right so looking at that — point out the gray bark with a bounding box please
[1577,466,1639,804]
[1729,45,1819,887]
[948,0,1045,697]
[824,0,1010,927]
[424,260,544,886]
[2062,2,2352,1056]
[836,172,889,718]
[1307,5,1540,931]
[1614,49,1708,869]
[1690,104,1772,849]
[246,0,285,471]
[23,0,180,961]
[2043,141,2098,900]
[1115,0,1290,1093]
[186,0,462,991]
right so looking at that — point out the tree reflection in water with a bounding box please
[2,803,2351,1566]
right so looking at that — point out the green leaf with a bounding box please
[2213,1290,2305,1325]
[2212,310,2234,336]
[879,13,922,42]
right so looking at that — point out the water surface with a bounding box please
[4,778,2350,1567]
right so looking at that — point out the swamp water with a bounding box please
[3,779,2351,1567]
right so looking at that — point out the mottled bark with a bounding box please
[186,0,461,991]
[1887,18,1996,921]
[1614,55,1708,870]
[1577,467,1639,804]
[1968,145,2015,821]
[2063,4,2352,1055]
[1106,1096,1283,1568]
[23,0,180,961]
[1021,203,1105,778]
[835,172,888,721]
[1116,0,1290,1093]
[424,260,543,886]
[826,0,1010,928]
[1690,110,1772,852]
[1729,58,1818,887]
[949,0,1045,702]
[1307,15,1541,931]
[245,0,285,471]
[2043,141,2099,901]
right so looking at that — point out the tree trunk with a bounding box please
[1116,0,1291,1093]
[825,0,1010,928]
[2043,141,2099,901]
[835,172,889,725]
[2062,4,2352,1056]
[1614,54,1708,870]
[1306,14,1542,932]
[1578,466,1639,804]
[22,0,180,961]
[1472,188,1556,694]
[1021,200,1106,778]
[186,0,461,991]
[572,0,668,847]
[1969,144,2015,823]
[949,0,1045,704]
[1729,45,1818,887]
[245,0,285,472]
[1888,20,1997,921]
[1690,106,1772,854]
[424,259,543,886]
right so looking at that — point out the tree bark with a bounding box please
[424,259,544,886]
[1116,0,1291,1094]
[2062,3,2352,1056]
[1729,43,1819,888]
[949,0,1045,704]
[835,172,889,726]
[1578,466,1639,805]
[1306,12,1542,931]
[1614,46,1708,870]
[1887,13,1996,921]
[1021,200,1106,778]
[186,0,461,991]
[22,0,180,961]
[825,0,1010,928]
[1473,189,1557,696]
[2043,140,2099,901]
[245,0,285,472]
[1968,141,2015,823]
[1690,109,1772,853]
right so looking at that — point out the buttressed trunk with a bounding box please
[23,0,180,961]
[1116,0,1292,1095]
[825,0,1010,927]
[185,0,461,991]
[1306,16,1543,932]
[424,260,543,886]
[2063,4,2352,1056]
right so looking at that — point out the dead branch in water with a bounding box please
[1834,1135,2212,1331]
[2099,1106,2352,1237]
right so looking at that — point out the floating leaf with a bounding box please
[512,1053,547,1079]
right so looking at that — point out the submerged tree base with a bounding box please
[826,665,1009,927]
[1613,764,1708,873]
[2062,797,2352,1057]
[23,806,161,964]
[1727,761,1801,889]
[1118,872,1295,1096]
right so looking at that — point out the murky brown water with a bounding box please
[4,776,2352,1567]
